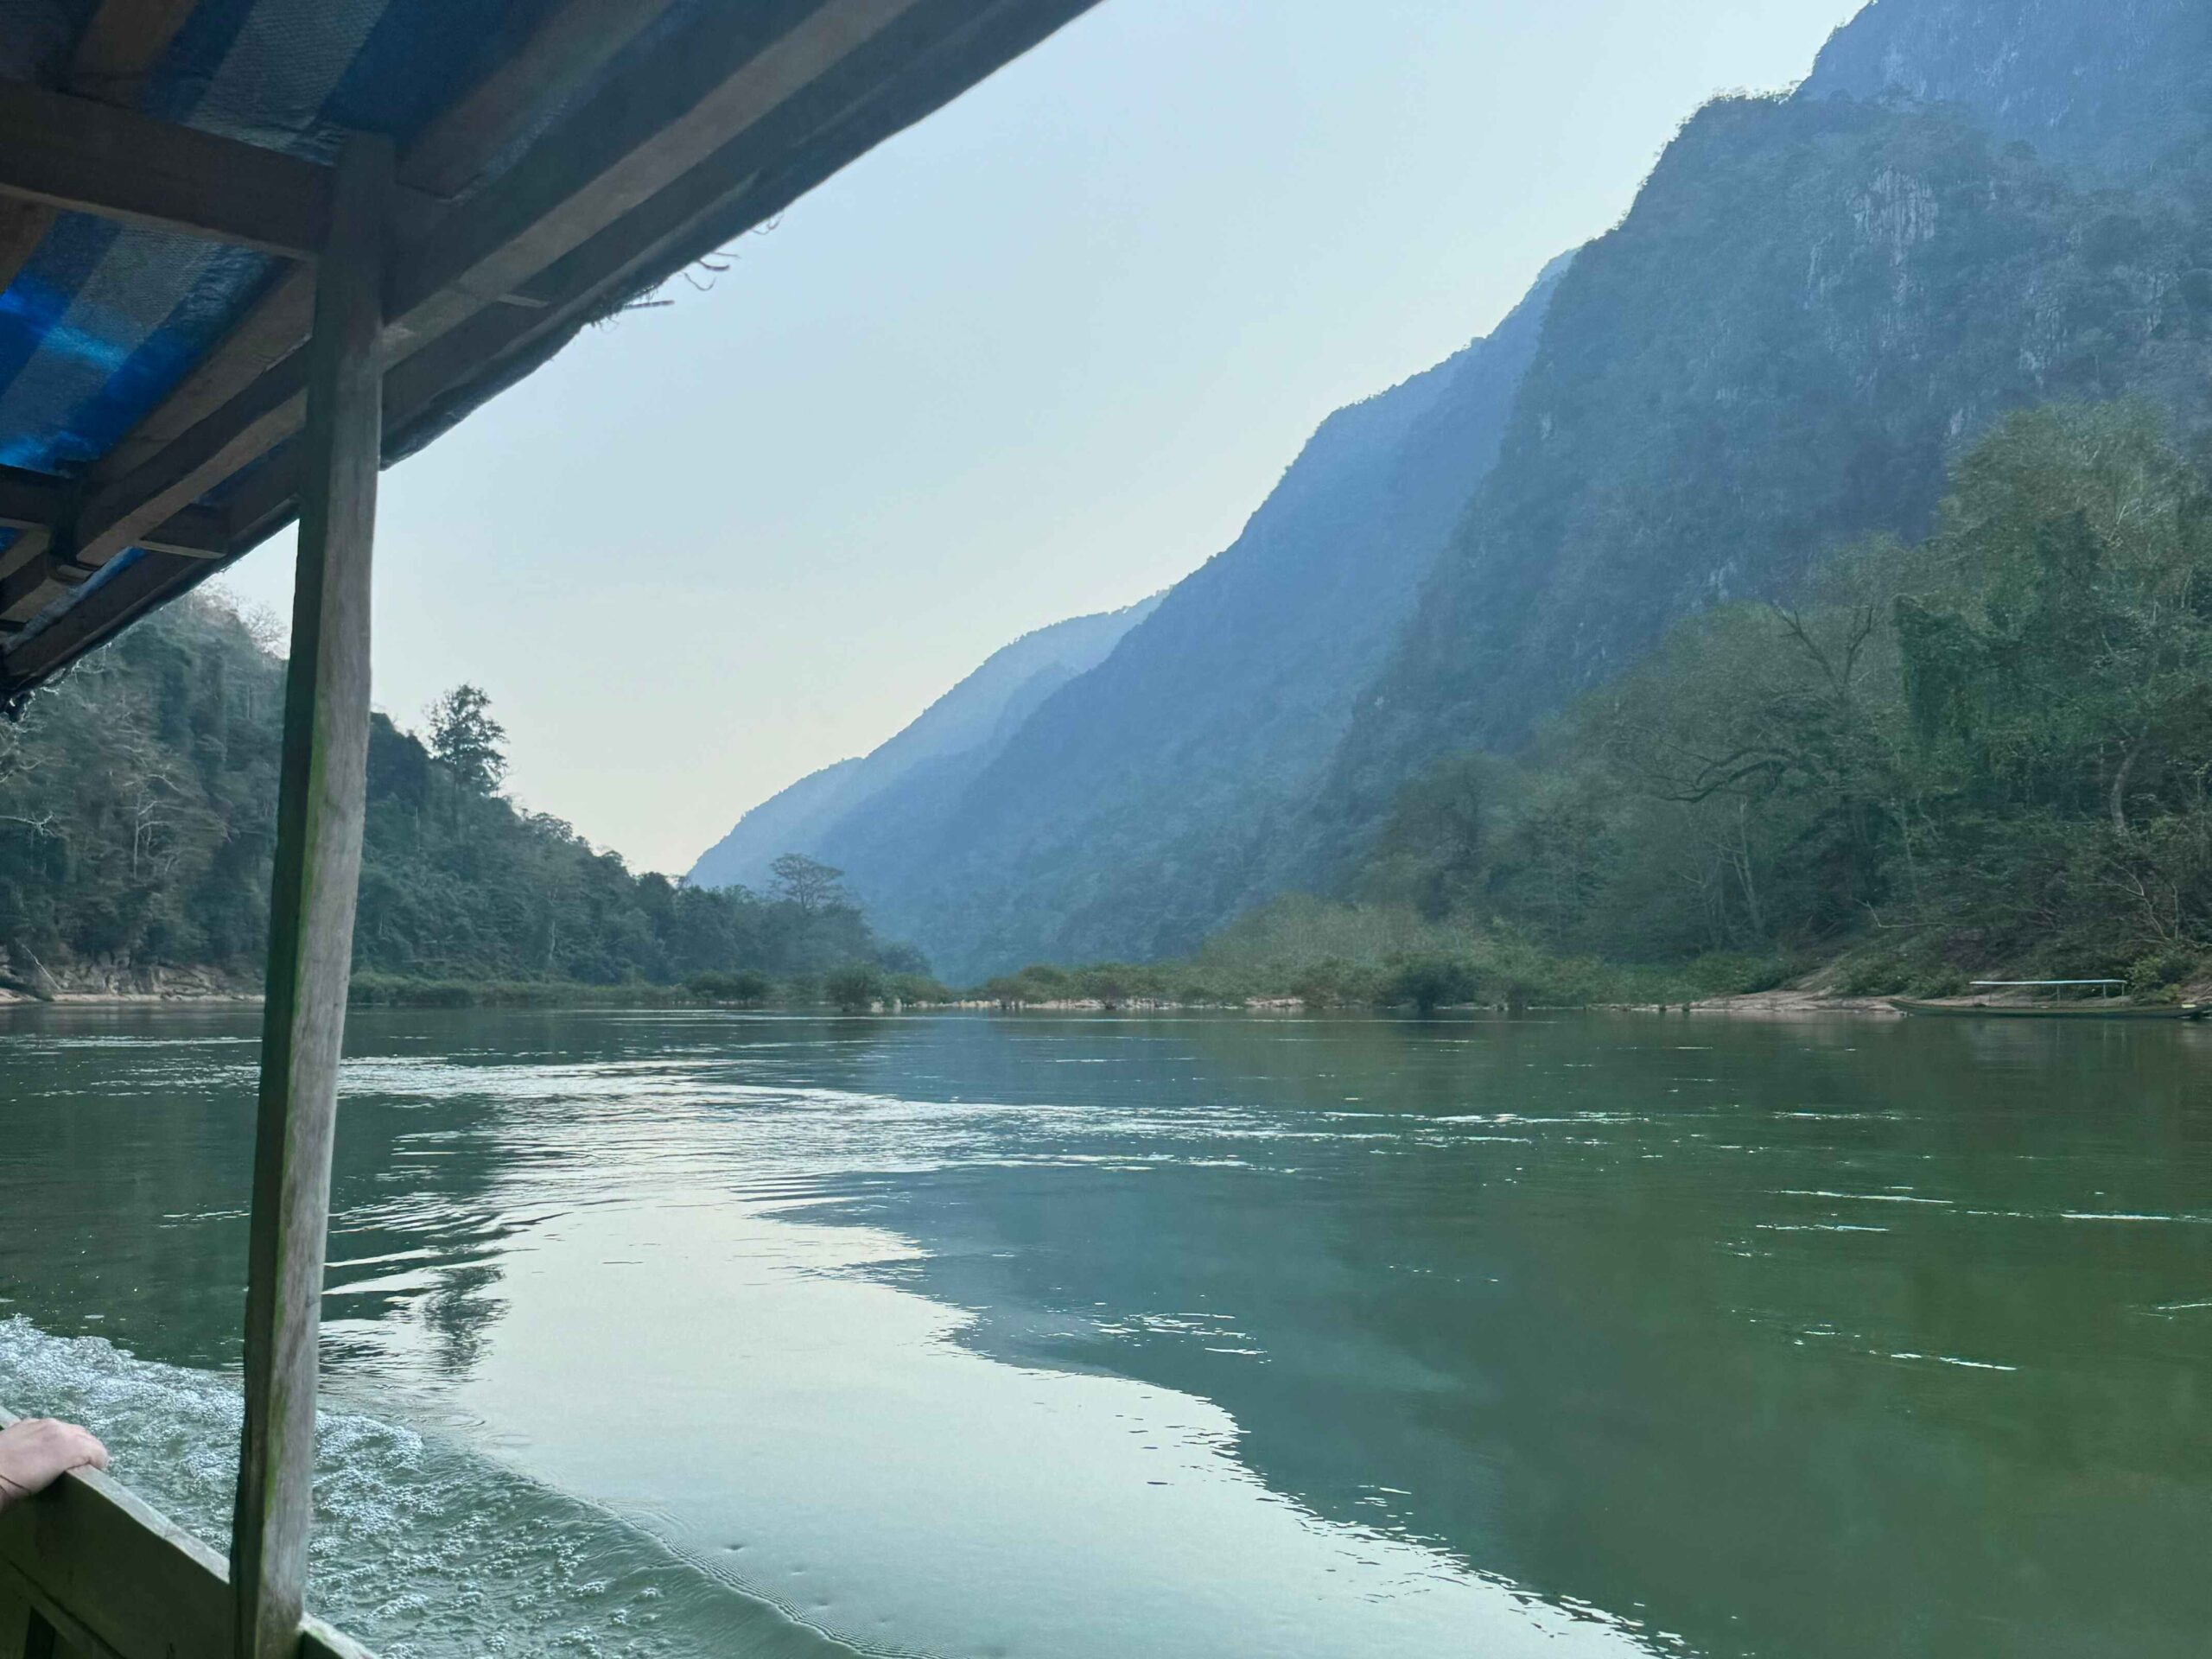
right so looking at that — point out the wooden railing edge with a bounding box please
[0,1408,374,1659]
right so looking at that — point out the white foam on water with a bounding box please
[0,1317,855,1659]
[2060,1211,2210,1224]
[1773,1189,1954,1205]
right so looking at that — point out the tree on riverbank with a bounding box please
[0,615,921,994]
[425,683,508,795]
[1336,404,2212,994]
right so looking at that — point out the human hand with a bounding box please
[0,1418,110,1511]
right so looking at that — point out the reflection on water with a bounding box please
[0,1007,2207,1656]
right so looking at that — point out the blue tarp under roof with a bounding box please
[0,0,586,477]
[0,0,1098,702]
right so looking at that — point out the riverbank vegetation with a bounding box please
[343,959,952,1011]
[1386,404,2212,993]
[967,901,1771,1011]
[0,605,921,999]
[1429,406,2212,995]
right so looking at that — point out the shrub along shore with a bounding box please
[4,933,2188,1015]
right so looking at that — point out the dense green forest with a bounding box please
[1385,404,2212,986]
[0,599,924,1001]
[980,405,2212,1009]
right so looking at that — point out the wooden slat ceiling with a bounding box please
[0,0,1101,703]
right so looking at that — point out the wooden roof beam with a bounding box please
[0,465,226,556]
[0,541,84,627]
[235,0,1061,548]
[0,0,1106,695]
[0,530,51,619]
[0,466,77,538]
[0,461,226,632]
[0,548,203,654]
[0,81,331,257]
[64,0,929,577]
[0,528,225,639]
[86,0,680,492]
[0,0,199,292]
[64,0,200,105]
[386,0,926,351]
[71,352,310,576]
[401,0,681,202]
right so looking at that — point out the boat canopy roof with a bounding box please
[0,0,1096,704]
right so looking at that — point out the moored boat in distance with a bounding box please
[1891,988,2206,1021]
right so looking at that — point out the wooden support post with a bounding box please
[228,134,391,1659]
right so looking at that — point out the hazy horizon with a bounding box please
[219,0,1867,874]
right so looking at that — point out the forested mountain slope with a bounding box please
[1300,0,2212,885]
[848,258,1572,979]
[687,594,1159,893]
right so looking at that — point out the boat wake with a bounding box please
[0,1316,859,1659]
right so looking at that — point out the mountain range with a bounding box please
[690,0,2212,983]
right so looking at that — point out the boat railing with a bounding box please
[0,1408,371,1659]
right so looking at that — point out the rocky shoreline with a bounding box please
[0,956,259,1005]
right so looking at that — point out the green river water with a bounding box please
[0,1005,2206,1656]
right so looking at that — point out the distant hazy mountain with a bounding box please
[687,594,1159,894]
[684,757,870,895]
[840,258,1572,979]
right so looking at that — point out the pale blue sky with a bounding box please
[222,0,1868,874]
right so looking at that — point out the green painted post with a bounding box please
[230,133,391,1659]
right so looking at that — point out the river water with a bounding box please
[0,1006,2205,1656]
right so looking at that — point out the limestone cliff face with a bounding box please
[1305,9,2212,875]
[1801,0,2212,181]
